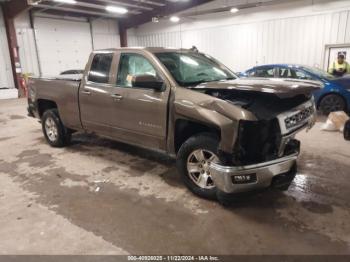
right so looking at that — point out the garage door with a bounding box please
[0,8,15,89]
[34,17,92,76]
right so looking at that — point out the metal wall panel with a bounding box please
[131,5,350,72]
[91,19,120,50]
[0,8,15,89]
[16,28,40,76]
[34,17,92,76]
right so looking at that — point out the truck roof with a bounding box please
[92,47,193,54]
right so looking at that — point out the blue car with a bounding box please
[240,64,350,114]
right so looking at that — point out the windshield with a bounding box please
[302,66,335,80]
[155,52,236,87]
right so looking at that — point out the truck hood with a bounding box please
[193,78,322,98]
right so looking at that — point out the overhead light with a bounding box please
[106,6,128,14]
[53,0,77,4]
[170,16,180,23]
[230,7,239,13]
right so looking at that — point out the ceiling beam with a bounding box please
[120,0,214,29]
[34,4,127,18]
[61,1,141,15]
[92,0,154,11]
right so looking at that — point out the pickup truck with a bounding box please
[27,47,320,201]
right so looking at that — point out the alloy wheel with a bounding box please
[45,117,58,142]
[186,149,219,189]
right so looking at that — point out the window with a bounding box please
[117,53,157,87]
[301,66,335,80]
[277,67,313,80]
[251,67,275,78]
[88,53,113,83]
[155,52,235,87]
[278,68,292,78]
[294,69,313,80]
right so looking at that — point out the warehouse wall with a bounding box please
[129,0,350,72]
[15,14,120,77]
[0,7,15,89]
[15,12,40,77]
[91,19,120,50]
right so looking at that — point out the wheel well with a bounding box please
[174,119,220,153]
[37,99,57,117]
[317,92,347,110]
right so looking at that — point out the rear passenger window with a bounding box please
[278,68,292,78]
[88,53,113,83]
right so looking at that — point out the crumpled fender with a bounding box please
[174,88,257,153]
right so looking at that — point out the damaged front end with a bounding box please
[205,85,317,194]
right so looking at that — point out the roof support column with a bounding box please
[3,12,21,90]
[2,0,31,90]
[118,22,127,47]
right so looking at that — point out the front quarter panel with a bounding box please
[172,87,257,153]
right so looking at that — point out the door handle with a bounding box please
[111,94,123,101]
[81,90,91,95]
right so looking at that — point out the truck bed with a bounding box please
[28,77,82,130]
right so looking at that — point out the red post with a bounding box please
[2,0,31,91]
[3,13,21,90]
[118,22,128,47]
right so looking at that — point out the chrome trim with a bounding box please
[277,98,316,135]
[276,98,316,156]
[209,153,298,193]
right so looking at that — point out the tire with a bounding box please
[319,94,346,115]
[42,109,71,147]
[344,119,350,141]
[176,133,220,200]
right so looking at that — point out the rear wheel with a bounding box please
[177,133,220,200]
[319,94,346,115]
[42,109,71,147]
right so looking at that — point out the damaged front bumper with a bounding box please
[209,98,316,194]
[209,152,298,194]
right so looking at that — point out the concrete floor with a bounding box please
[0,98,349,255]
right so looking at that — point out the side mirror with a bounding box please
[132,74,164,91]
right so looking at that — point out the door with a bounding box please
[108,52,169,150]
[79,52,116,134]
[325,45,350,72]
[34,17,92,76]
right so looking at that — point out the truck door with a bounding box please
[79,52,117,134]
[108,52,170,150]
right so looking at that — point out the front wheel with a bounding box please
[176,133,220,200]
[319,94,346,115]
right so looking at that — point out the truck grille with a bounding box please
[284,105,314,130]
[277,99,316,135]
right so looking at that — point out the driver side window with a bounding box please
[294,69,313,80]
[117,53,157,88]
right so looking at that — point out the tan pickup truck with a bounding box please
[27,47,320,202]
